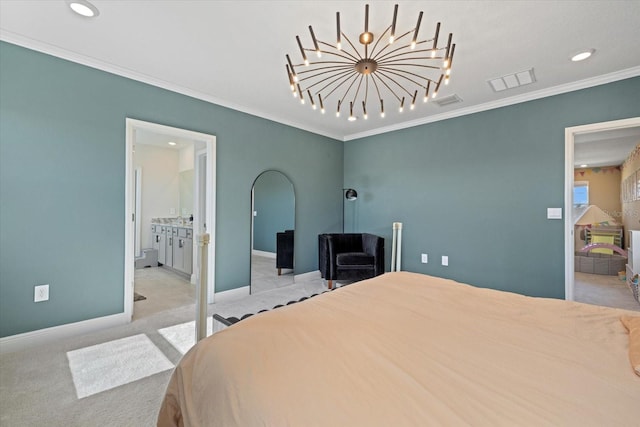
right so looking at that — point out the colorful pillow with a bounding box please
[591,234,614,254]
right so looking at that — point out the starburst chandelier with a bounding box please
[285,3,456,121]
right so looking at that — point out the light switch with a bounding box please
[547,208,562,219]
[441,256,448,266]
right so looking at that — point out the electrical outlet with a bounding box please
[34,284,49,302]
[421,253,428,263]
[441,256,449,266]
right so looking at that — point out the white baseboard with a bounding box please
[214,285,250,303]
[294,270,321,282]
[252,250,276,259]
[0,312,130,355]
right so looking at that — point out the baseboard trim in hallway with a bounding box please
[0,312,130,355]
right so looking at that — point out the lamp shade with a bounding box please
[345,188,358,201]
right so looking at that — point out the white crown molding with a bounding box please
[344,66,640,141]
[0,313,129,354]
[0,31,343,141]
[2,30,638,143]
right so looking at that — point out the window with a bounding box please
[574,181,589,206]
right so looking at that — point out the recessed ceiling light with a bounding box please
[68,1,100,18]
[580,164,588,168]
[571,49,595,62]
[168,141,177,146]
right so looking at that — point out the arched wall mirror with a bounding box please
[251,170,295,294]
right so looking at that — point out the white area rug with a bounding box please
[67,334,174,399]
[158,317,213,355]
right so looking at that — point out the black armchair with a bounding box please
[318,233,384,289]
[276,230,294,275]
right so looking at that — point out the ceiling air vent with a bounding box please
[488,68,536,92]
[433,94,463,107]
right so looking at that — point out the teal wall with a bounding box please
[253,170,295,253]
[0,42,343,337]
[345,76,640,298]
[2,39,638,339]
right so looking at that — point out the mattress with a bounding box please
[158,271,640,426]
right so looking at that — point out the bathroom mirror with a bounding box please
[250,170,295,294]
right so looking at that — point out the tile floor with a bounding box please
[133,267,195,320]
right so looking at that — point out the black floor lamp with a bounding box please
[342,188,358,233]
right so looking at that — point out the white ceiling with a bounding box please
[1,0,639,146]
[135,128,205,152]
[574,127,640,168]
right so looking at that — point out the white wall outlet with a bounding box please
[34,284,49,302]
[441,256,449,266]
[169,208,176,215]
[421,253,428,263]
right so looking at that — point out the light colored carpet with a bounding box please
[158,318,213,355]
[250,253,294,294]
[0,277,330,427]
[574,272,640,311]
[67,334,174,399]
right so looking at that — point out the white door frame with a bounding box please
[125,118,217,320]
[193,148,207,284]
[134,167,142,258]
[564,116,640,301]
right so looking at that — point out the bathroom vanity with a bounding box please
[151,219,193,276]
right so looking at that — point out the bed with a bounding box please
[158,271,640,426]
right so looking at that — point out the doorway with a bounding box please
[564,117,640,305]
[124,119,216,321]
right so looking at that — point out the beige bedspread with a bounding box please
[158,272,640,426]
